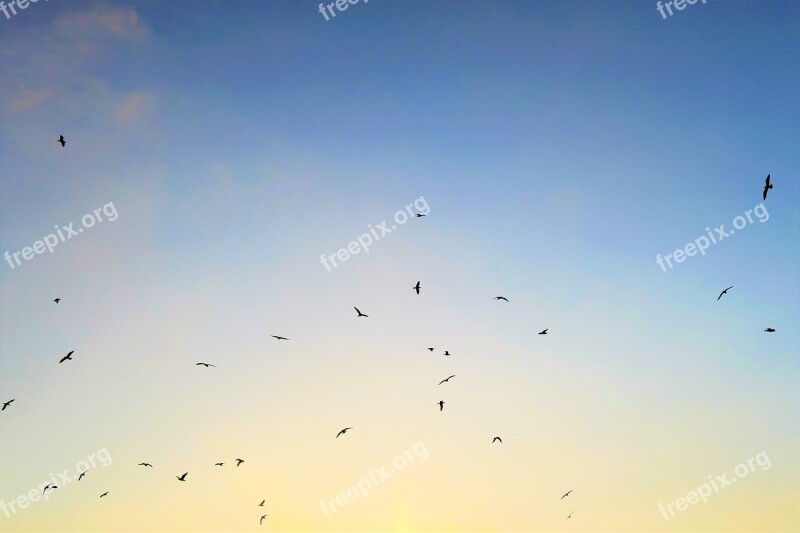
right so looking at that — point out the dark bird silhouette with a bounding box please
[427,347,434,351]
[336,427,351,438]
[438,375,456,385]
[539,329,548,335]
[354,306,368,317]
[415,213,425,218]
[566,511,574,521]
[195,362,216,368]
[235,458,244,466]
[2,399,14,411]
[138,462,153,467]
[59,350,74,363]
[57,135,66,147]
[271,335,289,341]
[176,472,188,481]
[561,490,572,499]
[100,492,109,498]
[258,499,265,507]
[764,328,776,333]
[763,174,773,201]
[214,462,224,466]
[413,281,421,294]
[260,515,269,525]
[438,400,445,411]
[78,470,88,481]
[717,286,734,301]
[43,484,57,494]
[492,437,502,443]
[53,298,60,303]
[493,296,509,302]
[443,350,451,356]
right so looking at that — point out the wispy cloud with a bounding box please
[52,7,148,43]
[8,88,53,113]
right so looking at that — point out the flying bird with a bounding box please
[336,427,352,438]
[438,375,456,385]
[176,472,188,481]
[763,174,773,200]
[2,399,14,411]
[493,296,509,302]
[717,286,734,301]
[53,298,60,303]
[492,437,502,443]
[415,213,425,218]
[235,458,244,466]
[413,281,421,294]
[260,515,269,525]
[258,499,265,507]
[138,463,153,467]
[354,306,368,317]
[78,470,88,481]
[59,350,74,363]
[214,462,224,466]
[561,490,572,499]
[438,400,445,411]
[427,347,434,351]
[271,335,289,341]
[443,350,451,356]
[566,511,574,521]
[43,484,57,494]
[764,328,776,333]
[539,329,548,335]
[57,135,66,147]
[196,362,216,368]
[100,492,109,498]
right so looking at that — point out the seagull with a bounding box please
[492,437,502,443]
[438,400,445,411]
[566,511,574,521]
[413,281,421,295]
[493,296,509,302]
[271,335,289,341]
[57,135,66,147]
[415,213,425,218]
[258,499,265,507]
[78,470,88,481]
[2,399,14,411]
[717,286,734,301]
[59,350,74,363]
[438,375,456,385]
[763,174,773,201]
[235,458,244,466]
[176,472,188,481]
[561,490,572,499]
[196,362,216,368]
[43,484,57,494]
[354,306,368,317]
[100,492,109,498]
[53,298,60,303]
[260,515,269,525]
[443,350,451,356]
[538,329,548,335]
[764,328,776,333]
[336,427,352,438]
[138,462,153,467]
[214,462,224,466]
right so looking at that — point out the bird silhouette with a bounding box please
[271,335,289,341]
[438,400,445,411]
[235,458,244,466]
[439,375,456,385]
[763,174,773,200]
[561,490,572,499]
[100,492,109,498]
[2,399,14,411]
[492,437,502,443]
[176,472,188,481]
[43,484,57,494]
[427,347,434,351]
[78,470,88,481]
[354,306,368,317]
[214,462,224,466]
[260,515,269,525]
[59,350,74,363]
[539,329,548,335]
[717,286,734,301]
[494,296,509,302]
[413,281,421,294]
[336,427,351,438]
[138,462,153,467]
[415,213,425,218]
[764,328,776,332]
[566,511,574,521]
[57,135,66,147]
[258,499,265,507]
[53,298,60,303]
[195,362,216,368]
[443,350,451,356]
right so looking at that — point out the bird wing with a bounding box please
[765,174,771,187]
[354,307,360,314]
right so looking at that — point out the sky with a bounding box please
[0,0,798,531]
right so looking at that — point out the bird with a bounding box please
[539,329,548,335]
[176,472,188,481]
[2,399,14,411]
[214,462,224,466]
[566,511,574,521]
[138,462,153,467]
[438,375,456,385]
[561,490,572,499]
[235,458,244,466]
[354,306,368,317]
[57,135,66,147]
[271,335,289,341]
[53,298,60,303]
[78,470,88,481]
[415,213,425,218]
[764,328,776,333]
[763,174,773,201]
[258,499,265,507]
[260,515,269,525]
[59,350,74,363]
[427,347,434,351]
[443,350,451,356]
[195,362,216,368]
[100,492,109,498]
[493,296,509,302]
[492,437,502,443]
[413,281,421,294]
[438,400,445,411]
[336,427,351,438]
[43,484,57,494]
[717,286,734,301]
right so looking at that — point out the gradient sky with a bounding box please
[0,1,798,532]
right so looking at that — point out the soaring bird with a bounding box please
[336,427,351,438]
[443,350,451,356]
[43,484,57,494]
[57,135,66,147]
[763,174,773,201]
[354,306,368,317]
[260,515,269,525]
[764,328,776,333]
[176,472,188,481]
[415,213,425,218]
[100,492,109,498]
[438,400,445,411]
[78,470,88,481]
[258,499,265,507]
[413,281,421,294]
[2,399,14,411]
[427,347,434,351]
[235,458,244,466]
[539,329,548,335]
[438,375,456,385]
[566,511,574,521]
[214,462,224,466]
[53,298,60,303]
[138,463,153,467]
[271,335,289,341]
[494,296,509,302]
[561,490,572,499]
[492,437,502,443]
[59,350,74,363]
[196,362,216,368]
[717,286,734,301]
